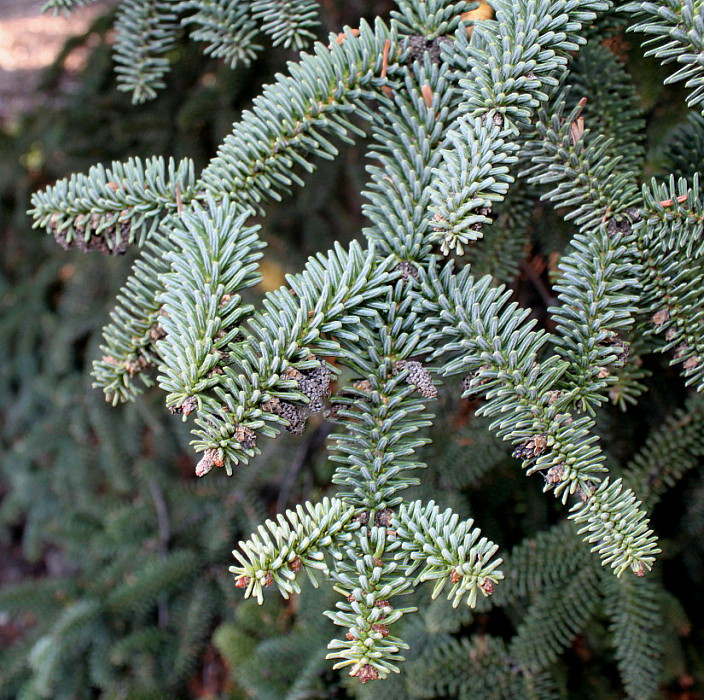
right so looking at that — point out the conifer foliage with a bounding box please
[23,0,704,696]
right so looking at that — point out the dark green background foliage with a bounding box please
[1,1,703,698]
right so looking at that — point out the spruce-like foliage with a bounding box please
[23,0,704,695]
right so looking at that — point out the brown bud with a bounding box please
[480,579,495,595]
[351,664,379,683]
[684,356,700,372]
[631,562,646,577]
[290,557,302,573]
[544,465,564,485]
[449,568,461,584]
[346,631,355,640]
[263,571,274,587]
[652,308,669,327]
[235,575,250,588]
[371,624,389,637]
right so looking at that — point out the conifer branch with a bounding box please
[393,500,504,608]
[157,198,265,416]
[29,157,196,254]
[251,0,320,49]
[509,561,601,671]
[179,0,262,67]
[199,19,398,209]
[113,0,181,104]
[230,497,357,604]
[419,263,659,575]
[604,572,664,699]
[623,0,704,114]
[91,227,176,403]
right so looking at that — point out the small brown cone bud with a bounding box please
[632,562,646,577]
[480,579,495,595]
[372,624,389,637]
[235,575,250,588]
[290,557,302,573]
[263,571,274,587]
[352,664,379,683]
[450,568,461,584]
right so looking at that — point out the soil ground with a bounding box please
[0,0,111,122]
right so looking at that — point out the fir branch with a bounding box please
[29,157,196,253]
[390,0,476,38]
[330,283,434,510]
[230,498,357,603]
[251,0,320,49]
[623,0,704,114]
[604,573,664,699]
[362,59,460,262]
[91,226,176,403]
[393,500,504,608]
[326,527,413,682]
[189,242,394,473]
[419,262,659,575]
[199,19,398,209]
[625,392,704,509]
[662,112,704,179]
[113,0,181,104]
[157,198,265,416]
[509,560,601,672]
[566,42,646,173]
[492,521,590,605]
[179,0,262,67]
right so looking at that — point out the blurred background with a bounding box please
[0,1,702,698]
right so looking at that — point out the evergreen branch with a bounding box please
[492,521,590,605]
[662,112,704,179]
[189,242,394,473]
[640,177,704,389]
[405,636,540,698]
[199,19,397,209]
[623,0,704,113]
[419,262,659,575]
[509,561,601,672]
[362,59,460,262]
[461,0,613,125]
[113,0,181,104]
[425,0,613,258]
[465,184,534,283]
[157,198,265,415]
[641,175,704,258]
[106,549,199,613]
[91,227,176,403]
[251,0,319,49]
[604,573,664,699]
[326,527,413,682]
[393,500,504,608]
[566,42,646,173]
[428,115,519,255]
[524,96,641,231]
[522,94,642,411]
[625,392,704,509]
[330,283,434,510]
[41,0,99,15]
[28,600,102,697]
[179,0,262,67]
[570,478,660,576]
[29,157,196,253]
[390,0,476,38]
[230,497,357,603]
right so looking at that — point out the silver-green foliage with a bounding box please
[29,0,704,692]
